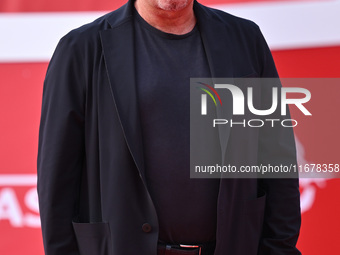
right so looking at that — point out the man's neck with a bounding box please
[134,0,196,35]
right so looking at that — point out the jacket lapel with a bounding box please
[194,1,234,163]
[100,3,146,181]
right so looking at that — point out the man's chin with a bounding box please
[156,0,190,12]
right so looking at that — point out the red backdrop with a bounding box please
[0,1,339,254]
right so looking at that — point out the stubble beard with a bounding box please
[156,0,190,11]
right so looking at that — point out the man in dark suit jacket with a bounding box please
[37,0,301,254]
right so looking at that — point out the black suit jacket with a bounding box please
[37,1,301,254]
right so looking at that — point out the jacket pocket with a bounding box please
[216,190,266,255]
[236,190,266,254]
[242,190,266,253]
[72,222,113,255]
[245,189,266,229]
[241,72,259,78]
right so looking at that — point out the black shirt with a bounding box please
[134,9,220,244]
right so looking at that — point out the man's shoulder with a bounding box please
[57,3,130,48]
[197,2,260,33]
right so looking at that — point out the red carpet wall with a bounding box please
[0,0,339,254]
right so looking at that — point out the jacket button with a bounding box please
[142,223,152,233]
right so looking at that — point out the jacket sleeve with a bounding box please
[255,27,302,255]
[37,32,86,255]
